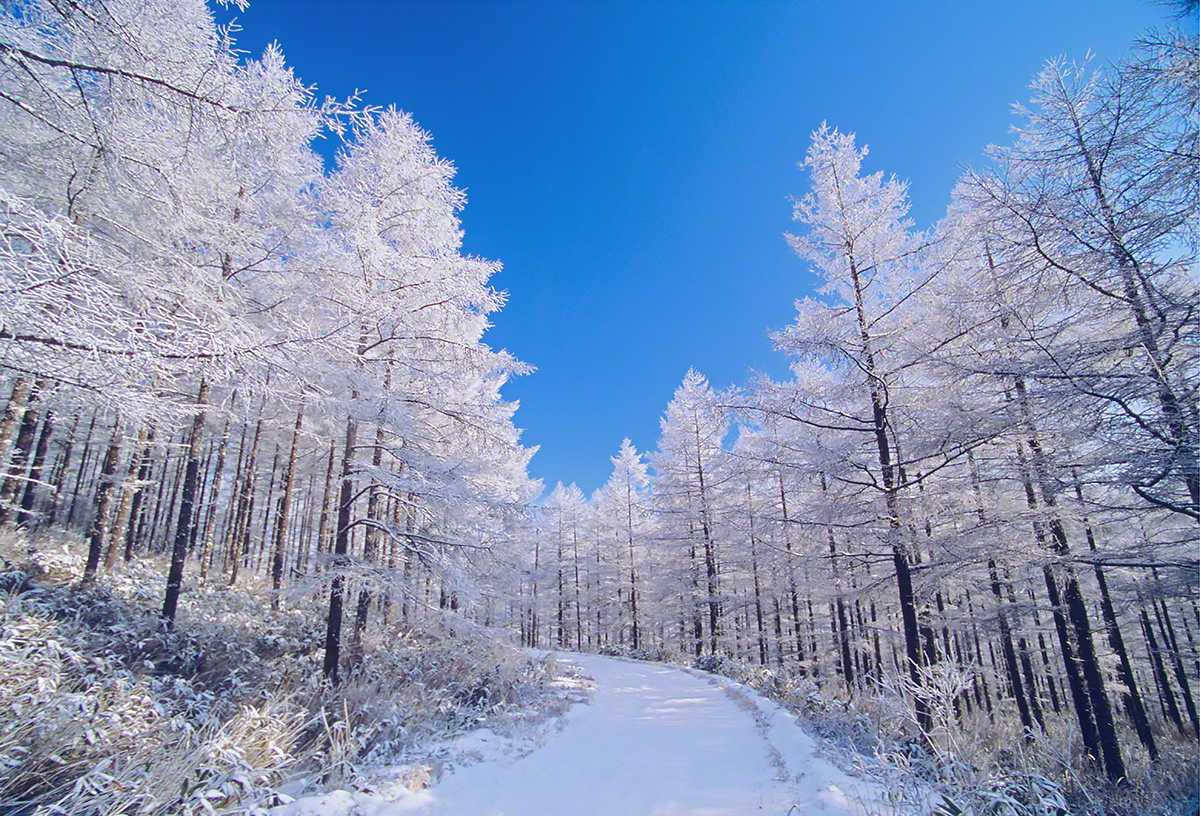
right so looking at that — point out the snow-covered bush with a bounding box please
[0,536,560,814]
[596,642,683,664]
[682,646,1197,816]
[693,652,743,678]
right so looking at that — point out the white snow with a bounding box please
[276,652,885,816]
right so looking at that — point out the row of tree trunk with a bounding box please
[0,379,466,683]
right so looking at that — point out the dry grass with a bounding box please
[0,533,559,815]
[687,651,1199,816]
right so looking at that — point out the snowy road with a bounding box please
[387,652,878,816]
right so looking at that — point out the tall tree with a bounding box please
[771,125,931,729]
[651,369,729,656]
[962,40,1198,523]
[595,439,651,650]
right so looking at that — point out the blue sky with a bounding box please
[218,0,1170,497]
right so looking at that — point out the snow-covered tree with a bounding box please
[769,124,932,724]
[960,38,1198,523]
[314,108,534,681]
[593,438,651,649]
[650,369,731,656]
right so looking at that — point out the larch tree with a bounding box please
[315,108,533,682]
[594,438,651,650]
[962,39,1198,524]
[650,369,730,657]
[770,124,936,730]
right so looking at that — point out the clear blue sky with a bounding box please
[217,0,1171,498]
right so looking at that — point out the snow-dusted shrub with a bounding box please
[692,651,745,679]
[0,535,562,813]
[314,626,557,780]
[722,654,1200,816]
[0,567,312,814]
[630,645,683,663]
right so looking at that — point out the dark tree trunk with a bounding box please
[162,381,208,627]
[970,452,1034,732]
[1140,602,1183,732]
[323,414,359,684]
[989,560,1035,735]
[66,408,100,529]
[229,396,265,585]
[141,445,171,553]
[198,415,230,584]
[627,477,640,650]
[0,378,32,478]
[104,425,148,571]
[314,437,338,572]
[354,402,387,649]
[155,450,187,556]
[573,524,583,651]
[47,412,80,527]
[1013,379,1124,781]
[1014,431,1106,775]
[254,445,280,575]
[271,404,304,608]
[82,419,122,585]
[1075,479,1157,757]
[17,408,54,528]
[746,482,768,666]
[778,469,806,674]
[1151,584,1199,737]
[850,257,926,727]
[0,380,42,526]
[123,426,156,561]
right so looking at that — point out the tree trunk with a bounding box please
[1140,600,1183,732]
[104,425,148,571]
[47,412,80,527]
[0,378,33,479]
[229,396,265,585]
[323,413,359,684]
[123,426,155,561]
[254,445,281,576]
[969,452,1035,733]
[847,256,926,730]
[741,480,767,665]
[626,476,640,650]
[821,473,854,691]
[198,415,229,583]
[17,408,54,528]
[692,421,720,655]
[573,522,583,651]
[155,449,187,556]
[81,419,122,585]
[65,408,100,529]
[144,443,174,553]
[162,381,208,627]
[1151,582,1199,737]
[779,469,805,674]
[354,401,387,649]
[0,380,42,526]
[1014,381,1124,782]
[1074,480,1157,757]
[271,404,304,607]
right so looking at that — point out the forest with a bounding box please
[0,0,1195,814]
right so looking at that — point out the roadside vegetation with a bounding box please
[0,531,561,816]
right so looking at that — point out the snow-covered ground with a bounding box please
[278,652,886,816]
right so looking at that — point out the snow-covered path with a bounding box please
[385,652,879,816]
